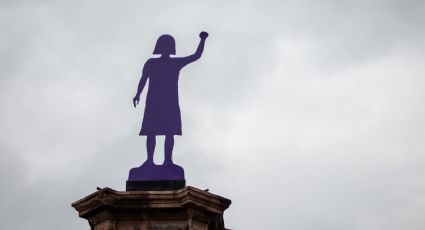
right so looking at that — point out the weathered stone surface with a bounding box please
[72,186,231,230]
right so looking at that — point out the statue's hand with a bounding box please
[133,95,140,108]
[199,31,208,40]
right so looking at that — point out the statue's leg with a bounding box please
[146,135,155,164]
[164,135,174,165]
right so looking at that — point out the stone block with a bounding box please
[72,186,231,230]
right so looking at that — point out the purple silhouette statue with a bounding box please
[127,32,208,190]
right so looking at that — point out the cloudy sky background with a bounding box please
[1,0,425,229]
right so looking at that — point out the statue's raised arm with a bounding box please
[176,31,209,68]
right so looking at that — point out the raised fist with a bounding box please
[199,31,209,39]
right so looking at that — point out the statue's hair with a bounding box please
[153,34,176,55]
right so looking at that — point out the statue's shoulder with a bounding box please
[145,58,158,64]
[144,58,159,69]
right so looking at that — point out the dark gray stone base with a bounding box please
[126,180,186,191]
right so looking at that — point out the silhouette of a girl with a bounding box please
[133,31,208,166]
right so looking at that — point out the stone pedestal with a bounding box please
[72,186,231,230]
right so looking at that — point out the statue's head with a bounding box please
[153,34,176,55]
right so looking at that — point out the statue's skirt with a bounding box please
[139,102,182,136]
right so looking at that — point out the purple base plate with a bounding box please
[128,162,185,181]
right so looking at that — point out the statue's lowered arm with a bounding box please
[133,64,149,108]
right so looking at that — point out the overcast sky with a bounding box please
[1,0,425,229]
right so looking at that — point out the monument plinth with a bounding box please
[72,186,231,230]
